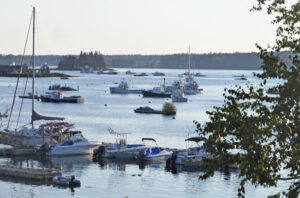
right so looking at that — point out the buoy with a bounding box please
[148,101,151,103]
[105,104,107,107]
[132,174,136,176]
[172,116,175,119]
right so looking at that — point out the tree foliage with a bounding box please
[58,51,106,70]
[195,1,300,197]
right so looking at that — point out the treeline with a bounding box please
[1,52,293,70]
[58,51,106,70]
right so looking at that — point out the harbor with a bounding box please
[0,68,281,197]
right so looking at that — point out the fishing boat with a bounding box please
[166,137,210,168]
[109,79,143,94]
[0,7,68,148]
[93,129,148,160]
[171,90,188,102]
[18,92,40,100]
[48,84,78,91]
[142,78,171,98]
[136,138,172,162]
[40,91,84,103]
[47,131,102,156]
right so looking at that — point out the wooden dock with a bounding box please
[0,165,61,180]
[0,148,37,157]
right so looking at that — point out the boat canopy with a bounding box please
[185,136,207,142]
[142,138,156,142]
[32,110,64,121]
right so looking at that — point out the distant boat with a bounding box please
[40,91,84,103]
[142,90,171,98]
[235,77,247,80]
[194,73,206,77]
[60,77,69,79]
[134,72,148,77]
[171,90,188,102]
[97,70,118,75]
[125,70,136,75]
[19,92,40,100]
[80,65,94,73]
[109,79,143,94]
[134,106,162,114]
[49,84,78,91]
[152,72,165,76]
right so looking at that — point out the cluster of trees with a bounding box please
[58,51,106,70]
[196,1,300,197]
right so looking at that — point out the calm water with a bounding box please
[0,69,283,198]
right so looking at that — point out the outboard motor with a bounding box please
[37,142,50,155]
[92,145,106,161]
[166,151,178,170]
[69,175,81,187]
[136,149,146,162]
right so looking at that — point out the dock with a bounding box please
[0,165,61,180]
[0,148,37,157]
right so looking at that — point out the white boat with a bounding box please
[167,136,210,167]
[136,138,172,162]
[109,79,143,94]
[171,90,188,102]
[0,7,67,148]
[48,131,102,156]
[93,129,148,160]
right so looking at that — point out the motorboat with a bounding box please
[152,72,165,76]
[134,72,148,77]
[125,70,136,75]
[93,129,148,160]
[166,136,210,168]
[171,90,188,102]
[97,70,118,75]
[47,131,102,156]
[134,106,161,114]
[40,91,84,103]
[194,73,206,77]
[52,175,81,187]
[109,79,143,94]
[136,138,172,162]
[48,84,78,91]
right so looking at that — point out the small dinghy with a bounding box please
[52,175,81,187]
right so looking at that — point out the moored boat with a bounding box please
[47,131,102,156]
[109,79,143,94]
[136,138,172,162]
[40,91,84,103]
[171,90,188,102]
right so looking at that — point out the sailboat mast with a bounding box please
[31,7,35,128]
[188,46,191,75]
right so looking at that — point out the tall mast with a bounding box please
[31,7,35,128]
[188,46,191,75]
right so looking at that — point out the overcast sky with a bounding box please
[0,0,277,55]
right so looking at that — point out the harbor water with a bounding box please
[0,69,282,198]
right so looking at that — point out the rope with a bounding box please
[7,13,32,129]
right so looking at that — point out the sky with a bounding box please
[0,0,277,55]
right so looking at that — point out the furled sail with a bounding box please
[32,110,64,121]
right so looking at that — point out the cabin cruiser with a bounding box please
[93,129,148,160]
[125,70,136,75]
[40,91,84,103]
[166,137,210,168]
[136,138,172,162]
[109,79,143,94]
[47,131,102,156]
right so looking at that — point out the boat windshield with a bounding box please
[72,134,88,142]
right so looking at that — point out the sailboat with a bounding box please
[0,7,71,148]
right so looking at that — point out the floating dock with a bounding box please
[0,165,61,180]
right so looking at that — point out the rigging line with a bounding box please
[7,13,33,129]
[16,70,30,129]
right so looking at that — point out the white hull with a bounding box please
[0,129,51,147]
[49,141,101,156]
